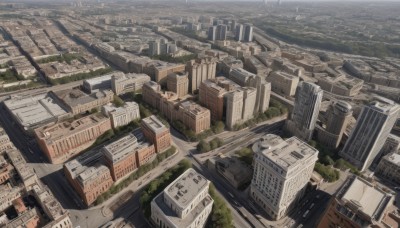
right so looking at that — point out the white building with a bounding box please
[102,102,140,128]
[82,72,124,93]
[111,73,151,95]
[339,98,400,171]
[250,134,318,220]
[151,168,214,228]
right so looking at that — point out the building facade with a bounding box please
[151,168,213,228]
[199,80,227,121]
[375,153,400,185]
[339,99,400,171]
[111,73,151,95]
[167,72,189,98]
[186,57,217,93]
[141,115,172,153]
[267,71,299,97]
[35,113,112,164]
[250,134,318,220]
[102,102,140,129]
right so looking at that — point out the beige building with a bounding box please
[199,80,227,121]
[250,135,318,220]
[375,153,400,185]
[0,127,13,153]
[102,102,140,129]
[151,168,213,228]
[111,72,151,95]
[145,61,185,86]
[178,101,211,134]
[167,72,189,98]
[51,89,114,115]
[186,57,217,93]
[35,113,112,164]
[226,90,244,130]
[267,71,299,97]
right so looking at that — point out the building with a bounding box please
[178,100,211,134]
[186,57,217,93]
[339,98,400,171]
[0,127,14,153]
[267,71,299,97]
[375,152,400,185]
[151,168,213,228]
[102,133,155,182]
[64,159,114,206]
[242,87,257,122]
[4,92,70,132]
[102,102,140,129]
[51,89,114,115]
[243,24,253,42]
[35,113,112,164]
[317,176,394,228]
[141,115,171,153]
[199,80,227,121]
[82,72,124,93]
[317,101,353,149]
[235,24,243,42]
[149,40,160,56]
[218,56,243,76]
[226,89,244,129]
[286,82,323,141]
[214,156,252,189]
[145,61,185,85]
[167,72,189,98]
[111,72,151,95]
[207,26,216,41]
[250,134,318,220]
[216,24,227,41]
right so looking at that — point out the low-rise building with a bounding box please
[0,127,13,153]
[51,89,114,115]
[267,71,299,97]
[111,72,151,95]
[375,153,400,185]
[215,156,252,189]
[141,115,172,153]
[315,72,363,97]
[35,113,112,164]
[102,102,140,129]
[145,61,185,86]
[317,176,394,228]
[151,168,213,228]
[82,72,123,93]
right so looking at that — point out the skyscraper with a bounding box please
[250,134,318,220]
[286,82,323,141]
[243,24,253,42]
[231,20,237,33]
[235,24,243,41]
[216,24,227,41]
[208,26,216,41]
[339,98,400,171]
[148,40,160,56]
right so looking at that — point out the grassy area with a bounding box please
[206,183,234,228]
[0,69,25,82]
[197,137,224,153]
[233,99,288,131]
[37,53,82,64]
[95,146,177,205]
[139,159,192,217]
[49,67,113,85]
[314,162,340,183]
[235,147,253,166]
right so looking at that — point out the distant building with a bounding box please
[376,152,400,185]
[235,24,244,41]
[317,176,394,228]
[64,159,114,206]
[51,89,114,115]
[101,102,140,129]
[111,72,151,95]
[167,72,189,98]
[151,168,213,228]
[145,61,185,86]
[149,40,160,56]
[243,24,253,42]
[339,98,400,171]
[208,26,216,41]
[141,115,171,153]
[0,127,14,153]
[186,57,217,93]
[35,113,112,164]
[267,71,299,97]
[82,72,123,93]
[286,82,323,141]
[216,24,227,41]
[250,134,318,220]
[317,101,353,149]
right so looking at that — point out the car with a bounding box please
[309,203,315,209]
[302,210,310,218]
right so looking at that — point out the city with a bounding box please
[0,0,399,228]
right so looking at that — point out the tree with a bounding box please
[212,121,225,134]
[197,140,211,153]
[113,95,124,107]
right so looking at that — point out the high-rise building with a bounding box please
[243,24,253,42]
[216,24,227,41]
[208,26,216,41]
[339,98,400,171]
[235,24,243,41]
[250,134,318,220]
[167,72,189,98]
[317,176,394,228]
[151,168,213,228]
[286,82,323,141]
[186,57,217,93]
[199,80,227,121]
[231,20,237,33]
[141,115,172,153]
[148,40,160,56]
[226,89,244,130]
[317,101,353,149]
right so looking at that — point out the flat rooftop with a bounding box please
[368,98,400,114]
[141,115,168,134]
[53,88,113,107]
[252,134,318,172]
[4,92,68,128]
[165,168,209,208]
[102,133,138,163]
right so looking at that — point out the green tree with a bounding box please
[197,140,211,153]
